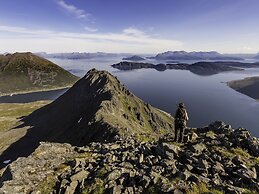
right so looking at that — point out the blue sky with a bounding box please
[0,0,259,53]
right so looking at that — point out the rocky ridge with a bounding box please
[1,121,259,194]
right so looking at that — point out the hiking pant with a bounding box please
[175,123,186,143]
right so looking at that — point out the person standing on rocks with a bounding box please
[174,102,189,143]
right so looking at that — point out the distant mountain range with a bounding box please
[0,52,78,95]
[153,51,244,61]
[29,51,259,61]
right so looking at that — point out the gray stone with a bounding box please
[64,181,78,194]
[162,143,180,155]
[139,154,144,164]
[174,189,184,194]
[70,170,89,182]
[107,169,122,181]
[141,175,151,188]
[178,169,191,181]
[112,185,122,194]
[191,143,207,154]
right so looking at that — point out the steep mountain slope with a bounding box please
[0,69,174,163]
[0,52,78,95]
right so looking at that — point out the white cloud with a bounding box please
[57,0,90,19]
[84,26,98,32]
[0,25,183,53]
[122,27,146,37]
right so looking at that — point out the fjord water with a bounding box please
[51,58,259,137]
[2,57,259,137]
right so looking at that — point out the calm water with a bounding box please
[1,57,259,137]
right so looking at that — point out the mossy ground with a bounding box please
[186,183,223,194]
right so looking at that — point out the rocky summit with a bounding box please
[0,121,259,194]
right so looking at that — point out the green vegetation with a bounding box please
[243,190,259,194]
[186,183,223,194]
[211,146,259,167]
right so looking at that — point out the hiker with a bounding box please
[174,102,189,143]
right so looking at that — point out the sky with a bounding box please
[0,0,259,54]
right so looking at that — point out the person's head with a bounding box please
[179,102,185,108]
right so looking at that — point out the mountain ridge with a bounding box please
[0,69,174,164]
[0,52,78,95]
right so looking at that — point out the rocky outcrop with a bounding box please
[1,121,259,194]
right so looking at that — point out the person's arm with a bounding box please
[185,110,189,121]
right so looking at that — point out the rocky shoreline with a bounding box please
[1,121,259,194]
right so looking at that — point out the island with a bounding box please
[228,76,259,100]
[111,61,249,75]
[122,55,146,61]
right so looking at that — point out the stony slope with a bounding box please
[0,121,258,194]
[0,69,174,164]
[0,52,78,95]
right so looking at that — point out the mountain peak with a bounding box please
[0,69,174,163]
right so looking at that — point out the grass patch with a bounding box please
[0,101,50,132]
[243,189,259,194]
[211,146,259,168]
[186,183,223,194]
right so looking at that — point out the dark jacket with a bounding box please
[175,107,189,126]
